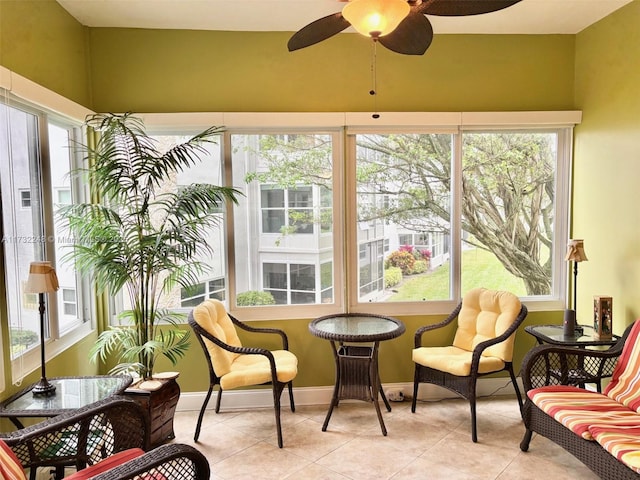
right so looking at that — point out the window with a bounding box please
[137,111,577,320]
[115,133,227,316]
[61,288,77,316]
[348,126,572,314]
[231,132,339,312]
[19,190,31,208]
[0,98,89,382]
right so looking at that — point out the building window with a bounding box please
[263,262,317,305]
[19,190,31,208]
[62,288,77,316]
[180,277,226,307]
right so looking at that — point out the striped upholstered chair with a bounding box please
[411,288,528,442]
[521,319,640,479]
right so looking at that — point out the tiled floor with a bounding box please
[171,395,599,480]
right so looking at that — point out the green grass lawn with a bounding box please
[389,248,527,301]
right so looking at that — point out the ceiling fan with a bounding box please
[288,0,523,56]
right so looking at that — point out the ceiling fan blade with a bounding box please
[419,0,522,16]
[378,12,433,55]
[288,13,351,52]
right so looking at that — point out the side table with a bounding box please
[525,324,620,391]
[0,375,133,429]
[309,313,405,436]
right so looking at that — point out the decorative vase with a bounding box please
[124,372,180,448]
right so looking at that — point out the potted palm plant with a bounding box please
[59,112,240,445]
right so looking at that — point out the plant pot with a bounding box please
[124,372,180,448]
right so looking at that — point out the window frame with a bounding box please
[131,111,581,321]
[0,70,94,388]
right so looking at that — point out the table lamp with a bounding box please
[24,261,59,396]
[564,239,588,335]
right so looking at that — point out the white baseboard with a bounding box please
[176,377,523,412]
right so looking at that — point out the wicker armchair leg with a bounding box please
[470,397,478,443]
[520,428,533,451]
[194,385,215,442]
[273,382,285,448]
[287,381,296,412]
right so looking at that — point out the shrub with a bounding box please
[411,259,428,274]
[386,250,415,275]
[384,267,403,288]
[419,249,432,260]
[236,290,276,306]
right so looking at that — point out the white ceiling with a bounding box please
[56,0,633,35]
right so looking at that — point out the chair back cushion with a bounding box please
[192,299,243,376]
[452,288,522,361]
[605,319,640,411]
[0,439,26,480]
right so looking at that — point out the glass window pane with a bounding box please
[460,132,555,296]
[232,133,334,307]
[0,104,45,358]
[50,122,84,334]
[355,133,452,303]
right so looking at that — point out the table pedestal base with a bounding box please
[322,343,391,435]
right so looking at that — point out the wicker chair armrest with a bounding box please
[229,312,290,350]
[521,342,623,392]
[470,305,528,370]
[89,443,210,480]
[414,302,462,347]
[0,397,149,470]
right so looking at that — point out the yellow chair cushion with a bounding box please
[193,299,243,377]
[221,350,298,390]
[193,299,298,390]
[452,288,521,362]
[412,345,505,376]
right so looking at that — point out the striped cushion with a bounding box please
[0,440,26,480]
[605,320,640,411]
[528,385,640,440]
[64,448,144,480]
[589,425,640,474]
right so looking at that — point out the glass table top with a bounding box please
[525,324,620,347]
[0,375,132,416]
[310,314,405,342]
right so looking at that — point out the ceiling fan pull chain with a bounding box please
[370,40,380,119]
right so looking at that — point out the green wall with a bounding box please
[1,0,638,396]
[87,29,574,113]
[573,0,640,332]
[0,0,91,107]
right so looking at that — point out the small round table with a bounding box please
[525,324,621,391]
[309,313,405,435]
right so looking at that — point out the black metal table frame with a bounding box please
[525,324,620,391]
[309,313,405,436]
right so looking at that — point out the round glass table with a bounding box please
[309,313,405,436]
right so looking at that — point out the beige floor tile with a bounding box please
[169,396,608,480]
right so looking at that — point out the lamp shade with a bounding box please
[565,239,588,263]
[343,0,410,38]
[24,261,59,294]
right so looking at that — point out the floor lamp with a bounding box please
[564,239,588,336]
[24,261,59,397]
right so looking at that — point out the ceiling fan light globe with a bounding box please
[343,0,410,38]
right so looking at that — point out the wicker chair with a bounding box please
[411,288,528,442]
[0,396,210,480]
[188,299,297,448]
